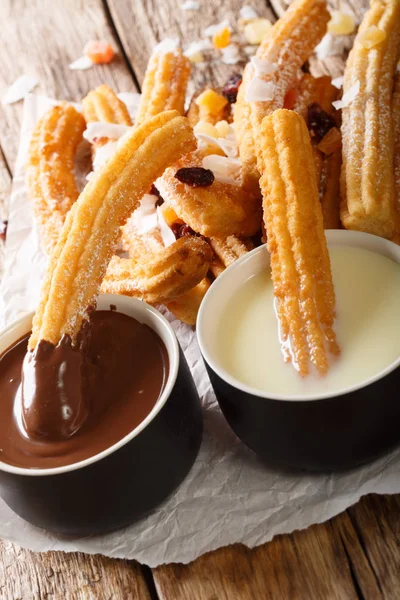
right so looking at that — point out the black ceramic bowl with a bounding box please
[0,295,203,535]
[198,230,400,471]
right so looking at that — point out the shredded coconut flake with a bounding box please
[250,56,277,76]
[133,195,159,234]
[83,122,131,143]
[69,55,94,70]
[244,45,257,56]
[246,77,275,102]
[202,154,241,186]
[204,20,231,37]
[181,0,200,9]
[154,38,180,53]
[117,92,141,120]
[315,33,353,60]
[92,141,118,171]
[331,76,344,89]
[195,133,238,157]
[332,80,360,109]
[221,44,241,65]
[2,75,38,105]
[157,206,176,247]
[240,6,259,20]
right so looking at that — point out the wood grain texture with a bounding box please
[0,542,151,600]
[153,495,400,600]
[107,0,275,91]
[0,0,137,171]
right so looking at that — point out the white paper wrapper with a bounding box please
[0,94,399,567]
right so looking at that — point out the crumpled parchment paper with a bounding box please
[0,94,399,567]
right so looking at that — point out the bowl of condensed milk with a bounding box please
[198,230,400,470]
[0,295,203,535]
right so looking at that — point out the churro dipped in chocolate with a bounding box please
[258,109,339,376]
[22,111,195,441]
[26,103,86,254]
[340,0,400,239]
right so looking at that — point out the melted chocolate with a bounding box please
[0,311,169,469]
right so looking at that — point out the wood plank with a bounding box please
[153,517,362,600]
[0,0,137,171]
[0,542,152,600]
[107,0,275,89]
[0,149,12,278]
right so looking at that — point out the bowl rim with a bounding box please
[0,295,180,477]
[197,230,400,403]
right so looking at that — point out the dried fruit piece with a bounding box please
[327,11,356,35]
[175,166,215,187]
[307,102,336,140]
[84,40,115,64]
[213,27,231,49]
[160,204,182,227]
[244,18,272,45]
[317,126,341,155]
[358,25,387,49]
[195,89,229,115]
[283,88,297,109]
[222,73,243,103]
[215,119,231,137]
[171,223,198,238]
[194,120,219,138]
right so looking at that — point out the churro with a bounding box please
[26,103,86,254]
[235,0,330,194]
[157,151,261,238]
[258,109,339,376]
[340,0,400,239]
[82,84,132,149]
[165,279,211,325]
[135,49,191,125]
[209,235,253,278]
[29,111,196,350]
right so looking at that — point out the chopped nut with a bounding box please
[195,89,229,115]
[317,127,342,155]
[358,25,387,49]
[327,11,356,36]
[244,18,272,45]
[212,27,231,49]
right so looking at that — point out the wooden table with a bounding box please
[0,1,399,598]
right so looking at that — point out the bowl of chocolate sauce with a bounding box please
[0,295,203,535]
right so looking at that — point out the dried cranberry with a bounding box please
[307,103,336,141]
[174,167,214,187]
[222,73,243,104]
[0,220,8,242]
[171,223,197,239]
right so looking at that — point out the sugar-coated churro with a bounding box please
[26,103,86,255]
[209,235,253,277]
[340,0,400,239]
[157,151,261,238]
[135,49,191,125]
[235,0,330,195]
[102,236,212,304]
[29,111,196,350]
[82,84,132,148]
[165,278,211,325]
[258,109,339,376]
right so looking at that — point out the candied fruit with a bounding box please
[213,27,231,49]
[84,40,115,64]
[283,88,297,110]
[327,11,356,36]
[244,18,272,45]
[174,167,215,187]
[317,127,342,155]
[222,73,242,103]
[160,204,182,227]
[195,89,229,115]
[358,26,387,49]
